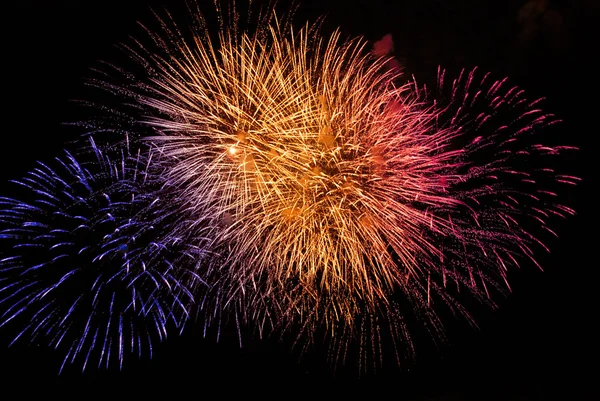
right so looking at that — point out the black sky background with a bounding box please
[1,0,598,399]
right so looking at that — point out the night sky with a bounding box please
[1,1,597,399]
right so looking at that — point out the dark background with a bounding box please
[1,0,597,399]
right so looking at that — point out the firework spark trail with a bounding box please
[0,139,204,371]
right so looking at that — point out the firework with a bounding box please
[105,2,578,369]
[0,140,203,372]
[1,0,579,372]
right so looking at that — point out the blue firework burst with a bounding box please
[0,140,204,372]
